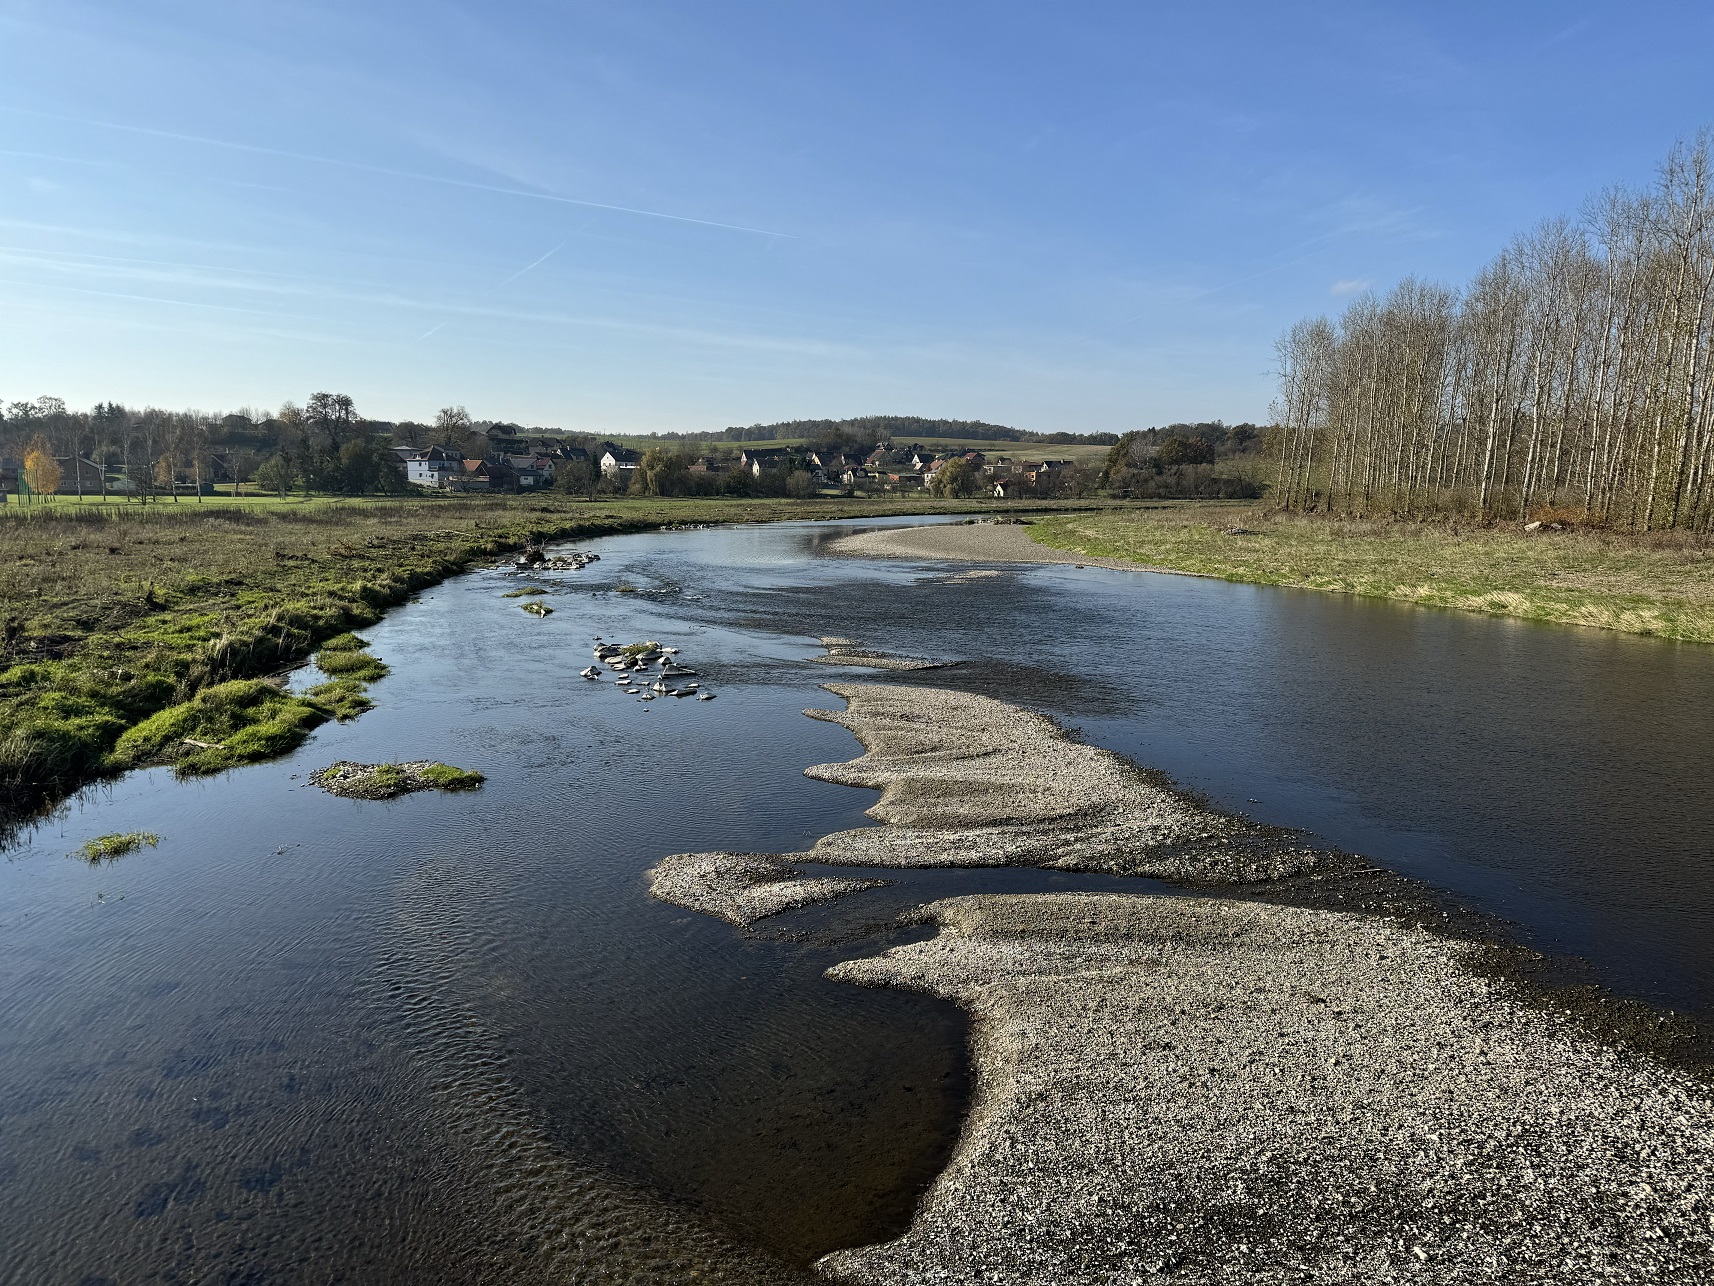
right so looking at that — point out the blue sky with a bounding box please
[2,1,1710,434]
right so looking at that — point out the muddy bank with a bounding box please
[823,893,1714,1285]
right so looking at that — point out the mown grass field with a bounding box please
[0,493,1069,826]
[1029,504,1714,643]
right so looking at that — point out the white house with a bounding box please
[407,447,460,489]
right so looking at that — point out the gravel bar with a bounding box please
[648,852,887,926]
[650,682,1714,1282]
[827,522,1151,570]
[800,684,1333,883]
[822,893,1714,1284]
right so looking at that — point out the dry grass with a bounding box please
[1029,505,1714,642]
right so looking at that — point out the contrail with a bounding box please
[419,239,568,342]
[492,240,564,289]
[0,106,793,238]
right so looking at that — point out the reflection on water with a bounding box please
[2,515,1711,1282]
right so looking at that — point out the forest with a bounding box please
[1272,132,1714,531]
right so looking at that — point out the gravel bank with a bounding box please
[648,852,887,926]
[800,684,1333,883]
[650,682,1714,1282]
[812,637,949,671]
[821,893,1714,1284]
[309,760,485,800]
[828,522,1149,570]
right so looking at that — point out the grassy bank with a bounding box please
[1029,504,1714,642]
[0,494,1071,827]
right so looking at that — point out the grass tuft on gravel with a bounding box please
[418,762,485,790]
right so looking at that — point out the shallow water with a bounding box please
[2,515,1711,1282]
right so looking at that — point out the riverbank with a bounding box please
[832,508,1714,642]
[1031,505,1714,643]
[0,495,1060,828]
[653,682,1714,1283]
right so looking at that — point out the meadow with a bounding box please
[1030,505,1714,643]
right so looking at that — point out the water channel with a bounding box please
[2,515,1710,1283]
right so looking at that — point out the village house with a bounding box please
[406,446,461,489]
[599,444,643,479]
[505,453,557,488]
[483,423,528,453]
[740,446,791,476]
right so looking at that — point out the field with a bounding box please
[0,492,1081,827]
[602,434,1114,466]
[1029,504,1714,643]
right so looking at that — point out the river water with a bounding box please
[2,516,1710,1283]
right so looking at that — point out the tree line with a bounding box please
[0,393,408,500]
[1272,132,1714,531]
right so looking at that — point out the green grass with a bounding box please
[74,831,160,862]
[502,586,546,597]
[419,762,485,791]
[1029,504,1714,643]
[366,763,409,794]
[520,600,553,616]
[111,679,331,776]
[304,678,375,721]
[313,647,390,680]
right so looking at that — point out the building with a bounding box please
[599,445,643,479]
[740,447,790,475]
[406,446,461,489]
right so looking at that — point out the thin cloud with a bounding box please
[0,105,794,238]
[1330,278,1371,295]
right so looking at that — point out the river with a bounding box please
[2,515,1710,1282]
